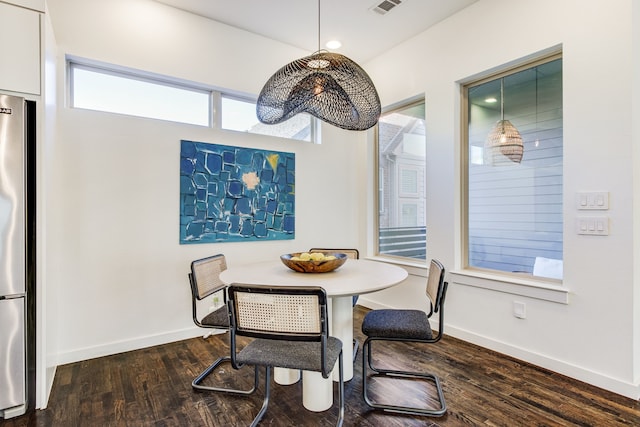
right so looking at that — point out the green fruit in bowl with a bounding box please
[310,252,326,261]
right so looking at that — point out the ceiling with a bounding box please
[154,0,478,63]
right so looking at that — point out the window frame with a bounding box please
[68,59,213,127]
[67,56,320,143]
[455,51,568,304]
[216,92,320,143]
[373,95,427,266]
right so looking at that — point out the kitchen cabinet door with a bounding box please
[0,2,41,95]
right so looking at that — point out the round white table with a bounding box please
[219,258,408,411]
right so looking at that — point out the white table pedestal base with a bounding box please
[298,295,353,412]
[330,296,353,381]
[274,367,300,385]
[302,370,333,412]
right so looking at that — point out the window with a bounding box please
[68,57,318,143]
[220,95,316,142]
[463,55,563,280]
[376,97,427,261]
[69,62,211,126]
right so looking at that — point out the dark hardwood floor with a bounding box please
[3,306,639,426]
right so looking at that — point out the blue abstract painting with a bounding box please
[180,140,295,243]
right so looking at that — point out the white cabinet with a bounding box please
[0,2,41,95]
[2,0,45,12]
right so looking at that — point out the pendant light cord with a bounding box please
[500,78,505,121]
[535,69,538,142]
[317,0,321,52]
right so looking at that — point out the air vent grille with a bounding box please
[371,0,403,15]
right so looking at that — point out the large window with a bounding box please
[68,58,318,143]
[376,98,427,261]
[464,55,563,279]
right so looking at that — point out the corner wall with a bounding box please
[363,0,639,398]
[632,0,640,389]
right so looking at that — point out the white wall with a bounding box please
[45,0,364,365]
[363,0,639,399]
[38,3,58,408]
[632,0,640,388]
[43,0,640,402]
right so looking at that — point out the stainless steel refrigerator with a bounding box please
[0,94,36,419]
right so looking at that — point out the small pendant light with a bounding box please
[485,77,524,165]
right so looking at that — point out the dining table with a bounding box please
[219,257,408,412]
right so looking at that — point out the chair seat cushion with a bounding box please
[237,337,342,374]
[362,309,433,340]
[201,306,229,328]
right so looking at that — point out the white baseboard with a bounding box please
[356,297,393,311]
[55,326,223,366]
[357,297,640,400]
[55,301,640,402]
[446,325,639,400]
[37,365,57,409]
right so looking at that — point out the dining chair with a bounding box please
[188,254,258,394]
[309,247,361,361]
[361,258,449,417]
[227,284,345,427]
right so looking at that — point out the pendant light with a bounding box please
[256,0,381,131]
[484,78,523,165]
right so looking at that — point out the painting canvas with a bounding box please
[180,140,295,243]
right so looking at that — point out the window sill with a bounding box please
[450,269,569,304]
[364,255,428,278]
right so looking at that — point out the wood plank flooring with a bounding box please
[3,306,639,426]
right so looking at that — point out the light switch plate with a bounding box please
[576,192,609,210]
[576,216,609,235]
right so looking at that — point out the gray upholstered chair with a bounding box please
[227,284,345,427]
[361,258,449,417]
[188,254,258,394]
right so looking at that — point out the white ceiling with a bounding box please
[154,0,478,63]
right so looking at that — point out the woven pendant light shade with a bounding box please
[484,119,524,164]
[256,50,381,131]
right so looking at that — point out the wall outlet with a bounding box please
[513,301,526,319]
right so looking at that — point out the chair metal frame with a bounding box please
[309,247,361,361]
[189,254,258,395]
[361,259,449,417]
[228,284,345,427]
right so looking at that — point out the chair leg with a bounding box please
[362,338,446,417]
[192,356,259,395]
[249,366,271,427]
[337,351,345,427]
[352,338,359,362]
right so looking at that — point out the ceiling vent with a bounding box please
[371,0,403,15]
